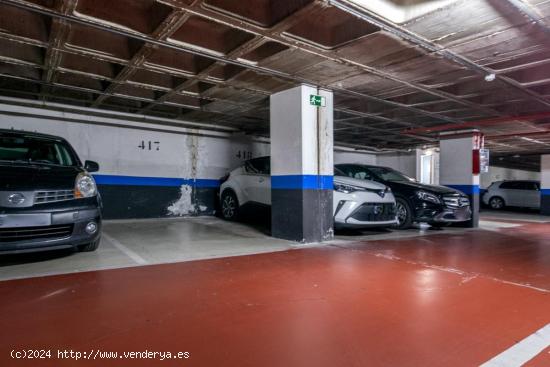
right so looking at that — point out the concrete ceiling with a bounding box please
[0,0,549,153]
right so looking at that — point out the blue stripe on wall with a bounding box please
[445,184,480,195]
[93,174,220,188]
[541,189,550,196]
[272,175,333,190]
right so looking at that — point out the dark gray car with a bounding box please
[0,129,102,253]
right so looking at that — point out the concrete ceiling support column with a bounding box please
[541,155,550,216]
[439,132,484,228]
[270,85,334,243]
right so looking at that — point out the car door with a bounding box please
[520,181,540,208]
[244,157,271,205]
[500,181,521,206]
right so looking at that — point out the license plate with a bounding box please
[0,214,52,228]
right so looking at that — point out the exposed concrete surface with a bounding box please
[1,220,549,367]
[0,217,293,281]
[480,209,550,223]
[0,215,537,281]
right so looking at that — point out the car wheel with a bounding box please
[79,237,100,252]
[221,190,239,220]
[489,197,505,210]
[395,198,413,229]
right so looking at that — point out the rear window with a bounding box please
[0,134,77,166]
[245,157,270,175]
[499,181,538,190]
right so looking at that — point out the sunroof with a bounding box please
[348,0,458,24]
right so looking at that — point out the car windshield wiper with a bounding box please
[0,159,34,165]
[0,159,63,167]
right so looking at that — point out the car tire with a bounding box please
[489,196,505,210]
[79,237,100,252]
[221,190,240,221]
[395,198,413,229]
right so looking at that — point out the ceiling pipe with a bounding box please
[328,0,492,76]
[330,0,550,109]
[486,130,550,140]
[402,112,550,135]
[504,0,550,36]
[1,0,465,126]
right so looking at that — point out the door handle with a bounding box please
[259,177,265,183]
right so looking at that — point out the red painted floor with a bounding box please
[1,224,549,367]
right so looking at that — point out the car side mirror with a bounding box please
[84,160,99,173]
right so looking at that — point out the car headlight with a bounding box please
[416,190,441,204]
[334,183,366,194]
[75,172,97,198]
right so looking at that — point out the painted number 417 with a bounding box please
[138,140,160,151]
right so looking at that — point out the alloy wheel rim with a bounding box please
[222,196,235,218]
[396,203,407,224]
[491,198,503,209]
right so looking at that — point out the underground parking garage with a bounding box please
[0,0,550,365]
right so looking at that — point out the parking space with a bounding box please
[1,217,549,367]
[0,215,526,282]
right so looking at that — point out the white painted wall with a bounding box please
[334,150,377,165]
[0,105,269,181]
[439,136,479,187]
[270,85,333,177]
[542,155,550,190]
[481,166,541,188]
[376,151,418,179]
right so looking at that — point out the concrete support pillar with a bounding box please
[439,132,483,228]
[541,155,550,215]
[270,85,334,243]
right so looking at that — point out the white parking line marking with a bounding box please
[102,233,148,265]
[480,323,550,367]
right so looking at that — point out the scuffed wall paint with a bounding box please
[481,166,541,188]
[167,185,194,216]
[0,109,270,219]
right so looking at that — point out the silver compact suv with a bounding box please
[219,157,398,228]
[482,180,541,210]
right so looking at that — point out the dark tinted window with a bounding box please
[0,134,76,166]
[335,164,374,180]
[500,181,537,190]
[521,182,539,191]
[245,157,270,175]
[499,182,518,189]
[368,166,415,182]
[334,167,346,176]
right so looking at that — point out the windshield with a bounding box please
[0,134,77,166]
[369,167,416,182]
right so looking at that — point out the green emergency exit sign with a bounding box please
[309,94,326,107]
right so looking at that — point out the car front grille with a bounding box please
[34,190,75,204]
[349,203,396,222]
[443,196,470,209]
[0,224,74,243]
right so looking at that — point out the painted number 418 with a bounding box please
[138,140,160,151]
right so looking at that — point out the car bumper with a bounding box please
[429,206,472,223]
[0,207,101,254]
[334,200,398,228]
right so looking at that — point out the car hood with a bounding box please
[0,163,81,191]
[387,180,464,196]
[334,176,388,190]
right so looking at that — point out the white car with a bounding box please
[482,180,541,210]
[219,157,398,228]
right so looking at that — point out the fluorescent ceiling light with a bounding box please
[347,0,459,23]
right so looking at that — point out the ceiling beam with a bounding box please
[1,0,469,126]
[92,8,194,107]
[330,0,550,109]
